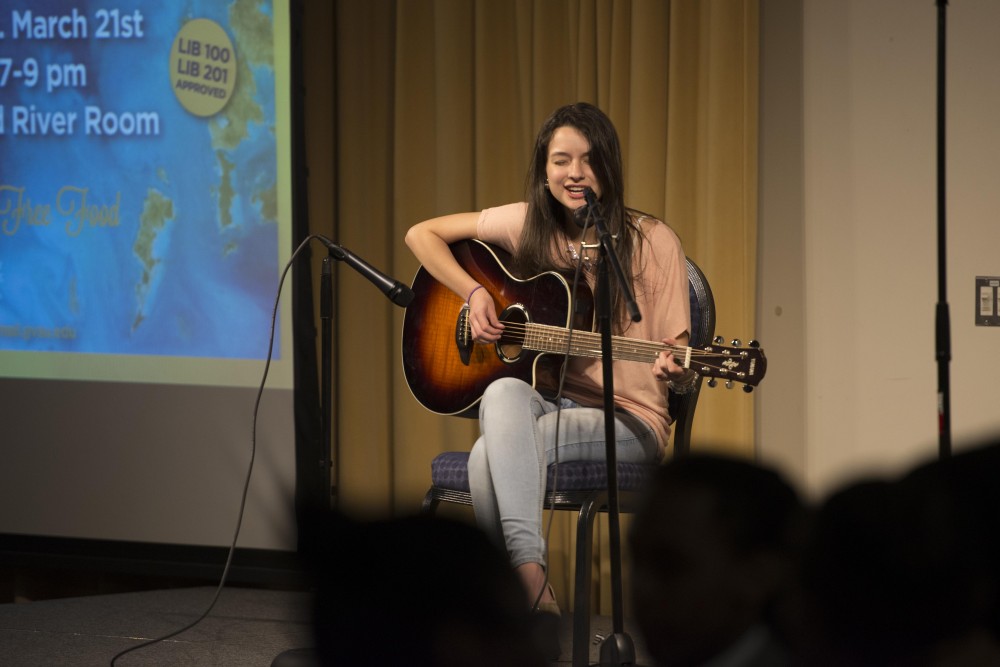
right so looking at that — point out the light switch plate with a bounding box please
[976,276,1000,326]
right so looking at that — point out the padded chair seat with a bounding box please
[431,451,653,494]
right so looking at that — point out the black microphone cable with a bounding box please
[109,234,324,666]
[532,206,594,614]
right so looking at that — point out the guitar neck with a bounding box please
[523,322,691,367]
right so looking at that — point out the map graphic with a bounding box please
[0,0,283,361]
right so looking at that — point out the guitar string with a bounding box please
[475,322,734,358]
[488,321,740,360]
[464,319,743,375]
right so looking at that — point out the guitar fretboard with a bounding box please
[520,322,691,367]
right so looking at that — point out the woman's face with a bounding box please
[545,125,602,216]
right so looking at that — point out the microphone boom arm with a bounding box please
[317,236,415,308]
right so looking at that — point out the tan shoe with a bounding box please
[532,585,562,661]
[535,584,561,617]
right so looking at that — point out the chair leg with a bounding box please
[572,495,603,667]
[421,489,440,515]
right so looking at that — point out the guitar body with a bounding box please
[401,240,594,416]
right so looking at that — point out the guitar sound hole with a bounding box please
[497,304,528,363]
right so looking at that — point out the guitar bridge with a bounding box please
[455,304,472,365]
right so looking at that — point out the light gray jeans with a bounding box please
[468,377,658,569]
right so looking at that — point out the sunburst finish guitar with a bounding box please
[401,239,766,416]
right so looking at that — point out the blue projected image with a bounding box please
[0,0,282,360]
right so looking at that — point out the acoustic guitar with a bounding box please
[401,239,765,415]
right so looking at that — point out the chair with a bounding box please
[421,257,716,667]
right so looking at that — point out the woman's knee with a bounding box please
[483,377,532,402]
[479,377,535,420]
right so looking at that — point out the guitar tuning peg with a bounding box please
[743,384,754,393]
[707,378,718,388]
[749,340,760,348]
[713,336,724,345]
[725,380,734,390]
[731,339,741,347]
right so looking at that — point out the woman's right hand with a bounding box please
[405,212,505,342]
[467,286,504,343]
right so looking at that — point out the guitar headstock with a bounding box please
[694,337,767,393]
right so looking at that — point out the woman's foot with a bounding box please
[517,564,562,661]
[516,562,558,612]
[536,591,560,617]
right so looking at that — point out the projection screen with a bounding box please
[0,0,303,556]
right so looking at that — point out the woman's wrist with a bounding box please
[667,371,699,395]
[466,284,484,305]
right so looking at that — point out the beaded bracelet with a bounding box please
[466,284,484,305]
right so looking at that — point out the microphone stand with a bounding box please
[315,237,414,508]
[271,238,413,667]
[587,195,640,667]
[317,237,414,505]
[320,257,335,508]
[935,0,951,459]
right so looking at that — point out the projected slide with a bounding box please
[0,1,292,384]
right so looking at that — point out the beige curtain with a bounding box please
[302,0,758,614]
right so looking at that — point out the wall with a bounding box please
[759,0,1000,497]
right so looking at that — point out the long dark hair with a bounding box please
[513,102,643,332]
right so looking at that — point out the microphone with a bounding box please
[317,236,415,307]
[573,187,602,229]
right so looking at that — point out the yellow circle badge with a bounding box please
[169,19,237,117]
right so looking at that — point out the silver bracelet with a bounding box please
[667,372,700,395]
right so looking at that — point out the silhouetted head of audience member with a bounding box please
[304,511,548,667]
[906,436,1000,646]
[797,438,1000,666]
[628,453,805,667]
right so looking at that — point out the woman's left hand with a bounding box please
[652,337,688,382]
